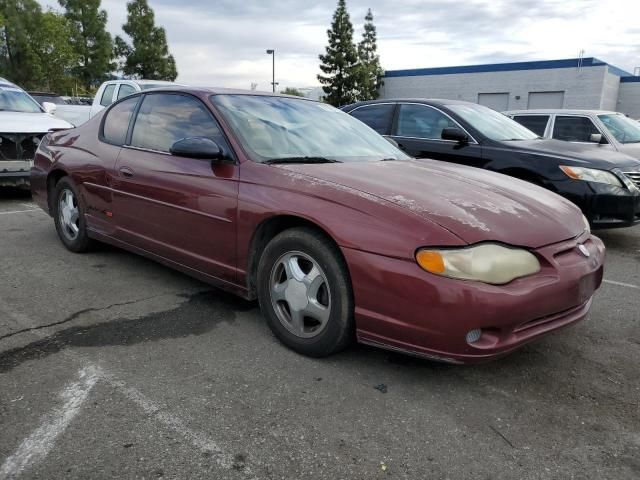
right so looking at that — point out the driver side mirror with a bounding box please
[170,137,224,160]
[589,133,607,144]
[42,102,57,114]
[441,127,469,144]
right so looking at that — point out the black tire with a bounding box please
[257,227,354,357]
[52,177,93,253]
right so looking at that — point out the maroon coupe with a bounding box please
[31,87,605,363]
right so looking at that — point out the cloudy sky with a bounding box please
[40,0,640,91]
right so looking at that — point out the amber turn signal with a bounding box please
[416,250,446,274]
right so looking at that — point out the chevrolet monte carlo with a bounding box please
[31,88,605,363]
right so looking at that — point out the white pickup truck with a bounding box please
[89,79,181,118]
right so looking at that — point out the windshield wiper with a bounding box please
[263,156,342,164]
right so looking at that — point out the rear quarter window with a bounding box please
[512,115,549,137]
[102,97,139,145]
[349,104,395,135]
[100,84,116,106]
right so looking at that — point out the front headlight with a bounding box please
[559,166,623,187]
[416,243,541,285]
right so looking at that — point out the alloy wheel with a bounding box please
[269,251,332,338]
[58,188,80,241]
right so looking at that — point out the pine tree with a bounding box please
[318,0,358,107]
[59,0,114,91]
[114,0,177,81]
[33,11,81,93]
[0,0,45,88]
[356,8,383,101]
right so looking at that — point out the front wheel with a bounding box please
[257,228,354,357]
[53,177,93,253]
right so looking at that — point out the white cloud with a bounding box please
[39,0,640,90]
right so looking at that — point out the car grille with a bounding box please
[624,170,640,189]
[0,133,43,162]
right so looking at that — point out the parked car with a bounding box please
[89,79,183,118]
[29,91,91,126]
[343,99,640,228]
[31,88,604,363]
[0,79,72,188]
[505,109,640,158]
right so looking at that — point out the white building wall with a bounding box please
[381,66,608,111]
[600,69,621,110]
[617,82,640,119]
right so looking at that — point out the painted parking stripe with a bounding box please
[0,367,100,480]
[603,279,640,290]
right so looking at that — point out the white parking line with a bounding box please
[603,279,640,290]
[0,297,256,479]
[0,209,42,215]
[0,367,100,480]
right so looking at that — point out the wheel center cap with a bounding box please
[285,280,308,311]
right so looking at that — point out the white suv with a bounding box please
[89,79,183,118]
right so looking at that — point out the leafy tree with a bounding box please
[0,0,45,89]
[281,87,305,97]
[318,0,358,107]
[356,8,383,101]
[59,0,114,90]
[114,0,177,81]
[33,10,81,93]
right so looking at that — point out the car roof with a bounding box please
[0,77,18,88]
[504,109,619,115]
[342,98,476,110]
[128,85,316,100]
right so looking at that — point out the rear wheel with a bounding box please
[53,177,92,253]
[257,227,354,357]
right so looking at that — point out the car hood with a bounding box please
[497,138,640,169]
[617,143,640,162]
[277,159,585,248]
[0,111,73,132]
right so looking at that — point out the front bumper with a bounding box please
[344,232,605,364]
[558,172,640,229]
[0,161,31,188]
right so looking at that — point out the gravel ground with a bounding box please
[0,189,638,480]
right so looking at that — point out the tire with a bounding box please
[257,227,354,357]
[52,177,93,253]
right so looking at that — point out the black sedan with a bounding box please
[343,99,640,228]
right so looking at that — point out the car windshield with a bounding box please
[598,114,640,144]
[447,103,539,141]
[0,87,43,113]
[211,95,409,163]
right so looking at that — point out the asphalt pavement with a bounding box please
[0,189,638,479]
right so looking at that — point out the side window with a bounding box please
[512,115,549,137]
[102,96,139,145]
[100,84,116,106]
[396,104,458,140]
[131,94,227,153]
[553,116,600,142]
[117,84,137,100]
[349,104,395,135]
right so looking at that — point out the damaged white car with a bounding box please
[0,78,72,188]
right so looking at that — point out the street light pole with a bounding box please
[266,49,275,93]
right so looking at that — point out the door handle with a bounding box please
[119,166,134,178]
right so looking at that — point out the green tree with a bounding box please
[0,0,45,89]
[114,0,177,81]
[281,87,305,97]
[356,8,383,101]
[59,0,114,91]
[33,10,81,93]
[317,0,358,107]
